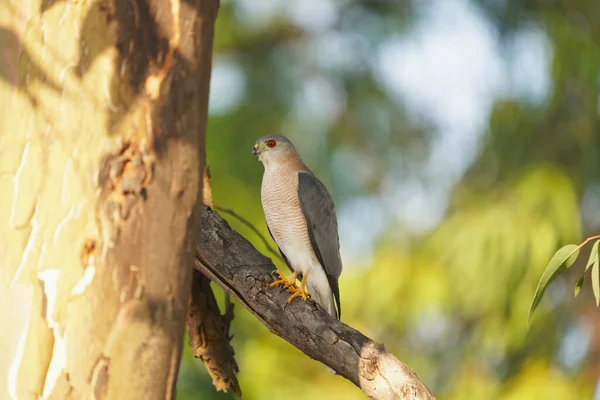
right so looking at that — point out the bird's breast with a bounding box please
[261,168,314,270]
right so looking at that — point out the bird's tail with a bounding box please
[307,277,339,319]
[321,292,338,318]
[310,287,337,318]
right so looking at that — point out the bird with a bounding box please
[252,134,342,319]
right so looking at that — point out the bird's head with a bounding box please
[252,134,299,168]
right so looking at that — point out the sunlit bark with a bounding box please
[0,0,217,398]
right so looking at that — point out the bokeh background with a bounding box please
[177,0,600,398]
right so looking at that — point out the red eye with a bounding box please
[266,140,276,148]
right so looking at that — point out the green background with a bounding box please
[178,1,600,399]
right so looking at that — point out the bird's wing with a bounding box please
[297,172,342,318]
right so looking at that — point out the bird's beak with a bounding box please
[252,143,260,157]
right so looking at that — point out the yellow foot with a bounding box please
[286,272,310,304]
[269,270,298,289]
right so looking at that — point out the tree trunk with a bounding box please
[0,0,218,399]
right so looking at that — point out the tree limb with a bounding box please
[185,165,242,396]
[187,269,241,397]
[196,205,436,400]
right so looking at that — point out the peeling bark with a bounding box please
[1,0,218,399]
[185,165,241,396]
[187,270,241,397]
[196,206,436,400]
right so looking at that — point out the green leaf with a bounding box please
[584,240,599,273]
[575,240,599,298]
[529,244,580,326]
[592,256,600,306]
[575,275,584,297]
[566,247,580,268]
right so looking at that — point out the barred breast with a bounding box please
[261,166,314,272]
[261,163,337,317]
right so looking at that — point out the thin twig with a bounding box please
[577,235,600,250]
[213,204,284,263]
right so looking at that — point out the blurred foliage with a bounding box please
[179,0,600,398]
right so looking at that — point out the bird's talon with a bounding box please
[269,279,286,289]
[283,280,296,289]
[286,286,308,303]
[270,270,284,280]
[269,270,298,289]
[284,271,309,304]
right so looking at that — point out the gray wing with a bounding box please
[297,172,342,318]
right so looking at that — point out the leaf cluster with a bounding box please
[529,236,600,325]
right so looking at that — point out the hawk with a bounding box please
[252,134,342,319]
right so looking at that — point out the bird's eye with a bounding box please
[266,140,276,148]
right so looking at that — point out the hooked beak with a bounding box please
[252,144,260,157]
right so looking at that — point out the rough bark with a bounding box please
[186,269,241,396]
[185,165,241,396]
[196,206,436,400]
[1,0,217,399]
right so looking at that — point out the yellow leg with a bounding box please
[286,271,309,303]
[269,270,298,289]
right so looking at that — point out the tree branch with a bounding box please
[186,269,241,397]
[185,165,241,396]
[196,205,436,400]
